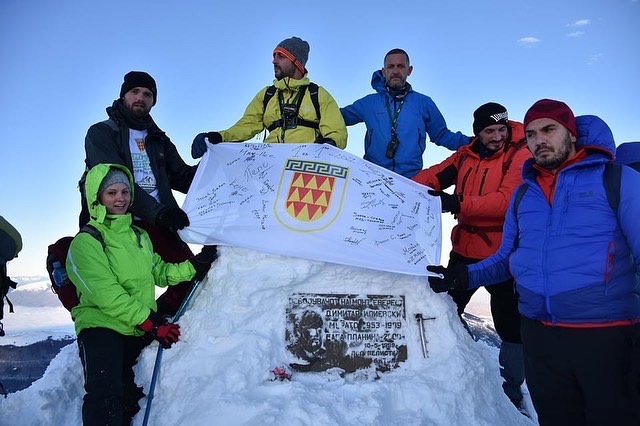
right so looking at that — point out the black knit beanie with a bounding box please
[472,102,508,135]
[120,71,157,105]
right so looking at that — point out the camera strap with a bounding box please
[266,86,320,133]
[278,85,307,115]
[385,96,405,138]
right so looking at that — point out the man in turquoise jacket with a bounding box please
[341,48,469,178]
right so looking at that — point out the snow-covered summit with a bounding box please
[0,246,534,425]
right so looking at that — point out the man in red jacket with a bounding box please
[413,102,532,414]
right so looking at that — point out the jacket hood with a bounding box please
[574,115,615,161]
[84,163,135,224]
[522,114,615,180]
[370,70,413,94]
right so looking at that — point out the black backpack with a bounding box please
[263,82,321,133]
[46,225,104,311]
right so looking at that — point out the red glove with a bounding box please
[138,313,181,348]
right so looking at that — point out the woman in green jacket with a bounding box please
[67,163,215,425]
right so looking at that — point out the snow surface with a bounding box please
[0,246,537,425]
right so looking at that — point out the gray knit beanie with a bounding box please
[274,37,310,74]
[98,169,130,195]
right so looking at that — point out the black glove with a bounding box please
[138,311,181,349]
[156,207,190,232]
[191,131,223,159]
[428,190,461,214]
[426,265,469,293]
[315,138,337,146]
[189,245,218,281]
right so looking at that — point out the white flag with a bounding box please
[179,143,441,276]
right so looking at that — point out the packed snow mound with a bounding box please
[1,246,532,425]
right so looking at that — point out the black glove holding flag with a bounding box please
[428,190,461,214]
[189,245,218,281]
[426,264,469,293]
[156,207,190,232]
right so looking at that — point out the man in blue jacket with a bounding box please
[340,48,469,178]
[427,99,640,425]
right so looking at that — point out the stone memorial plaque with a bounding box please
[286,293,407,373]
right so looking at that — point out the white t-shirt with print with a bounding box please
[129,129,160,202]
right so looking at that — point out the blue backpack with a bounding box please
[614,142,640,170]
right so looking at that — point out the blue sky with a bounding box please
[1,0,638,275]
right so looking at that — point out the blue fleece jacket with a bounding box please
[341,70,469,178]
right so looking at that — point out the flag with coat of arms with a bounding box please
[179,143,441,276]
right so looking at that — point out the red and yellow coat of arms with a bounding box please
[275,159,349,231]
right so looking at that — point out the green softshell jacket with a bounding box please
[219,75,348,148]
[67,163,196,336]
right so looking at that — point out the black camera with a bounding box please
[281,104,299,129]
[385,135,400,158]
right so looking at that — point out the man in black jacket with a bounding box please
[82,71,203,316]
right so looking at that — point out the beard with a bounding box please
[386,77,406,90]
[534,133,574,170]
[129,103,150,119]
[274,63,296,80]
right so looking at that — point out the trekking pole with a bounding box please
[142,276,207,426]
[415,313,436,358]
